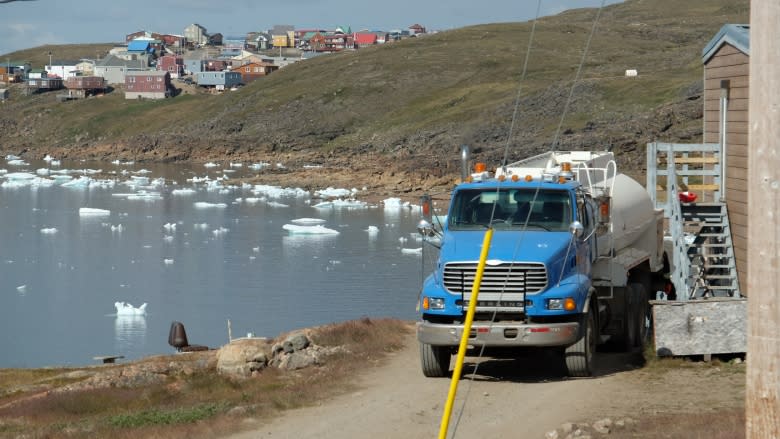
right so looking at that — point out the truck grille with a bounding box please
[443,262,548,295]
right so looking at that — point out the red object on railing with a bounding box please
[679,191,697,203]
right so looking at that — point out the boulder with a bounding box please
[217,338,271,378]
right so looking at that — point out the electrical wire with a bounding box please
[447,1,608,437]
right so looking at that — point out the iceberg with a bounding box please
[114,301,147,316]
[79,207,111,216]
[282,224,340,235]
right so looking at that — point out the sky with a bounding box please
[0,0,622,56]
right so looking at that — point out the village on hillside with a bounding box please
[0,23,429,102]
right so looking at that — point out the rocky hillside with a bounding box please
[0,0,749,192]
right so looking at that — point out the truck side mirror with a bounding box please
[569,221,584,238]
[420,194,433,223]
[417,219,435,237]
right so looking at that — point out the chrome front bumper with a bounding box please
[416,320,580,347]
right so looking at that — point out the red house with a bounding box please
[125,71,172,100]
[158,55,184,78]
[353,32,377,48]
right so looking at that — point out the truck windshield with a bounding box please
[448,188,572,232]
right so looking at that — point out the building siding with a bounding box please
[703,42,749,293]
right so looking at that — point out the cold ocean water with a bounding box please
[0,157,435,368]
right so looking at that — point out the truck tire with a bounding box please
[420,343,451,377]
[626,283,650,352]
[565,310,597,377]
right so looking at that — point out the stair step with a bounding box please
[707,285,738,290]
[703,275,734,279]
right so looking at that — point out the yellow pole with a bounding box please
[438,228,494,439]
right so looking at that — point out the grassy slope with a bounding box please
[0,0,749,171]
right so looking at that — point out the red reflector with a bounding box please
[530,327,550,333]
[477,327,489,333]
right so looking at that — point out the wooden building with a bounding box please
[125,70,172,100]
[234,62,278,84]
[701,24,750,293]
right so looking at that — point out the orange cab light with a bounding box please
[524,175,533,182]
[561,162,572,172]
[558,176,567,184]
[422,297,430,310]
[600,201,610,219]
[474,162,487,173]
[564,298,576,311]
[511,174,519,182]
[498,174,506,182]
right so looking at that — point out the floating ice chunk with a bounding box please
[252,247,260,252]
[114,301,147,316]
[163,235,174,242]
[251,184,309,199]
[61,176,93,188]
[111,224,124,232]
[172,188,197,196]
[133,169,151,175]
[312,199,367,209]
[194,202,227,209]
[230,162,243,168]
[163,258,174,265]
[194,223,209,229]
[243,197,261,204]
[16,285,26,293]
[204,162,218,168]
[401,247,423,255]
[291,218,327,225]
[6,154,21,161]
[282,224,340,235]
[7,159,28,166]
[383,197,410,208]
[399,236,408,244]
[276,162,285,169]
[127,191,162,201]
[43,154,55,162]
[36,168,50,176]
[267,201,289,208]
[163,223,176,231]
[249,255,256,260]
[303,164,323,169]
[4,172,35,180]
[315,187,353,198]
[50,159,61,167]
[366,225,379,234]
[79,207,110,216]
[212,227,229,236]
[0,169,6,175]
[40,228,58,234]
[249,162,270,170]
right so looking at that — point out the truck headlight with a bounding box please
[423,297,445,310]
[547,298,576,311]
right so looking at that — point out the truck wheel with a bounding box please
[420,343,451,377]
[565,310,596,377]
[626,283,650,352]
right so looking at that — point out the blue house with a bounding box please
[196,71,242,89]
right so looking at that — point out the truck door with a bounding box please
[576,195,596,272]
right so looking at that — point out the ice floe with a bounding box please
[282,224,340,235]
[251,184,309,199]
[115,301,147,316]
[194,202,227,209]
[267,201,289,208]
[172,188,197,196]
[204,162,219,168]
[315,187,357,198]
[212,227,229,236]
[383,197,411,208]
[291,218,327,225]
[312,199,367,209]
[79,207,111,216]
[366,225,379,234]
[249,162,270,170]
[7,159,28,166]
[6,154,21,161]
[163,258,174,265]
[40,228,58,234]
[401,247,423,255]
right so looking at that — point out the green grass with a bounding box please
[107,403,227,428]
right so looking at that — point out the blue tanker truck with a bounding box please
[416,149,669,377]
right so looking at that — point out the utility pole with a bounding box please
[746,1,780,437]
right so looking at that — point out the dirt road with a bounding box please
[225,329,743,439]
